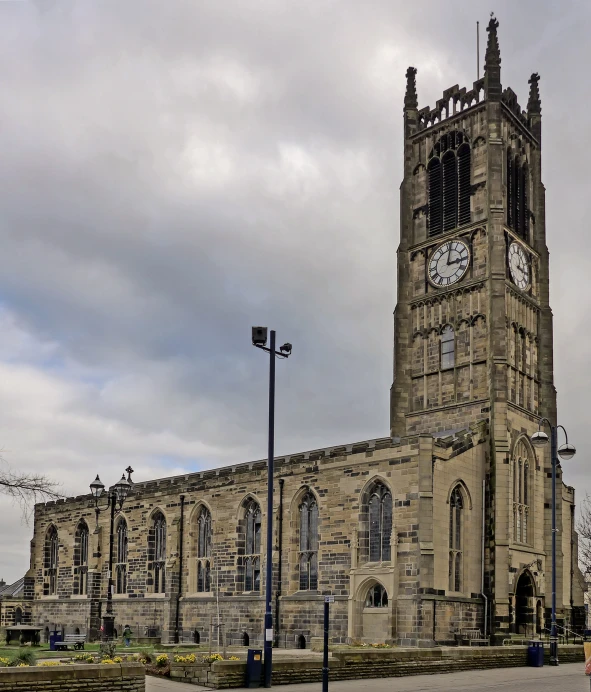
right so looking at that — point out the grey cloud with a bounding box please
[0,0,589,581]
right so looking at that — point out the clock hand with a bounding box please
[446,249,452,266]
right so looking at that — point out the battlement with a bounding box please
[417,78,485,131]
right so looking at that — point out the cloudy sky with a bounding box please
[0,0,589,582]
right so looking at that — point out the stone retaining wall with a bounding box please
[170,646,585,688]
[0,663,145,692]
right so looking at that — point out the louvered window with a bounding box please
[428,132,471,236]
[442,151,458,231]
[458,144,471,225]
[507,150,529,240]
[428,158,443,236]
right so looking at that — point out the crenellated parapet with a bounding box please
[416,78,485,131]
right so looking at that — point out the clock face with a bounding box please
[427,239,470,288]
[508,242,530,290]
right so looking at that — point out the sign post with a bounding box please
[323,596,334,692]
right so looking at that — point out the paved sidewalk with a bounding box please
[146,662,591,691]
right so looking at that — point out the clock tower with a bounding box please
[390,16,582,638]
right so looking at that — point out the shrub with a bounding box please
[155,653,169,668]
[99,642,117,660]
[136,648,153,664]
[9,650,37,667]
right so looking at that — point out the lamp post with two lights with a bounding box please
[530,420,576,666]
[90,467,134,640]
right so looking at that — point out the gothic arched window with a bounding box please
[364,583,388,608]
[196,506,212,593]
[150,512,166,594]
[441,326,455,370]
[368,482,393,562]
[74,521,89,596]
[507,149,529,239]
[243,500,261,592]
[428,132,471,236]
[44,526,59,596]
[116,518,128,594]
[449,486,463,592]
[513,441,531,544]
[299,491,319,591]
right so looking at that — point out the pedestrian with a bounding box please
[122,625,132,648]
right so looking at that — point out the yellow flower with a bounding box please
[40,661,61,667]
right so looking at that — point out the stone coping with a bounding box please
[0,662,144,683]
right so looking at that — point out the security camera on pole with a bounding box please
[252,327,292,688]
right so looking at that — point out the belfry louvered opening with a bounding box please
[506,148,529,239]
[428,131,471,237]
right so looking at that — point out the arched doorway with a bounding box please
[297,634,306,649]
[515,571,535,636]
[14,608,22,625]
[242,632,250,647]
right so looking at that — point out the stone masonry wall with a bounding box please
[0,663,144,692]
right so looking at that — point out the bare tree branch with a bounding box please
[577,494,591,580]
[0,460,64,521]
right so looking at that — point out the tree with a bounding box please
[0,460,63,517]
[577,494,591,579]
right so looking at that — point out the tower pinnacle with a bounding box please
[527,73,541,114]
[404,67,418,110]
[484,13,502,101]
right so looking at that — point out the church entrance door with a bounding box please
[515,571,535,636]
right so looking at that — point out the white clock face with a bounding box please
[508,242,530,290]
[428,239,470,288]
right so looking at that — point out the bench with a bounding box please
[54,634,86,651]
[456,629,489,646]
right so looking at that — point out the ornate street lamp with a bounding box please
[90,467,134,640]
[531,421,576,665]
[252,327,292,688]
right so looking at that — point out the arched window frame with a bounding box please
[448,486,464,592]
[298,491,319,591]
[428,132,471,237]
[44,525,59,596]
[366,481,393,563]
[507,147,529,239]
[150,512,167,594]
[243,500,261,593]
[74,521,89,596]
[364,583,388,608]
[196,506,212,593]
[513,448,531,544]
[440,325,455,370]
[116,518,128,595]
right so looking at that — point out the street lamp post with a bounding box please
[252,327,292,689]
[90,468,133,641]
[531,420,576,666]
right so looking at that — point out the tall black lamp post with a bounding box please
[90,468,133,640]
[530,420,576,666]
[252,327,292,688]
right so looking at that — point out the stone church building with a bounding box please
[17,18,586,647]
